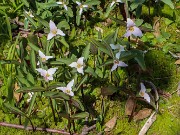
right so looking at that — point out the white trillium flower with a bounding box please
[56,79,74,96]
[27,92,34,103]
[110,44,125,59]
[47,20,65,40]
[139,83,150,103]
[76,1,88,15]
[36,68,58,82]
[37,50,53,65]
[110,0,122,8]
[56,1,68,11]
[124,18,143,37]
[25,10,34,18]
[69,57,84,75]
[111,60,128,71]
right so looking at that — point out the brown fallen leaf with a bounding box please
[104,116,117,132]
[133,108,152,121]
[153,17,160,37]
[125,96,136,116]
[14,82,23,102]
[175,59,180,65]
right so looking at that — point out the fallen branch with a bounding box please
[138,112,157,135]
[0,122,78,135]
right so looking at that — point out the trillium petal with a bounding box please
[64,4,68,10]
[119,45,125,51]
[45,56,53,60]
[39,50,45,58]
[144,93,150,103]
[67,79,74,90]
[124,30,132,37]
[140,83,146,93]
[118,61,128,67]
[37,61,40,65]
[77,57,84,65]
[82,4,88,8]
[77,66,84,74]
[56,2,63,4]
[79,8,83,15]
[49,20,57,32]
[47,76,53,81]
[111,63,118,71]
[69,62,78,68]
[115,52,121,59]
[76,1,81,5]
[116,0,122,2]
[110,1,115,8]
[110,44,119,50]
[127,18,135,28]
[47,32,56,40]
[57,29,65,36]
[48,68,58,75]
[132,26,143,37]
[36,68,47,77]
[69,91,74,96]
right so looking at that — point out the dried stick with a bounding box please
[138,112,157,135]
[0,122,78,135]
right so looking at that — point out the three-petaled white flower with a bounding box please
[76,1,88,15]
[25,10,34,18]
[111,60,128,71]
[36,68,58,82]
[139,83,150,103]
[124,18,143,37]
[69,57,84,75]
[110,44,125,59]
[47,20,65,40]
[56,0,68,11]
[110,0,122,8]
[37,50,53,65]
[56,79,74,96]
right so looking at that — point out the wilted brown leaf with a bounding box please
[153,17,160,37]
[104,116,117,132]
[14,82,22,102]
[175,59,180,65]
[133,108,152,121]
[125,96,136,116]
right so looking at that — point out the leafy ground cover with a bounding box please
[0,0,180,135]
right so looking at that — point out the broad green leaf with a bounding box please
[84,0,100,5]
[43,91,59,97]
[120,51,137,61]
[50,92,70,100]
[85,67,97,77]
[28,40,41,52]
[56,37,69,48]
[71,112,89,120]
[17,77,31,87]
[24,12,37,29]
[16,87,46,93]
[161,0,174,9]
[4,103,27,117]
[21,0,29,7]
[71,98,84,111]
[7,75,13,104]
[82,43,91,60]
[0,60,20,65]
[30,50,36,73]
[27,73,35,85]
[101,86,119,96]
[76,74,88,91]
[52,58,75,65]
[35,15,49,28]
[95,68,103,78]
[48,82,65,90]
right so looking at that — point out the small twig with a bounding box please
[138,112,157,135]
[0,122,78,135]
[81,124,96,135]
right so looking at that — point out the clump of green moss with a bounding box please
[144,50,179,90]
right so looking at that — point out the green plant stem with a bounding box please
[124,0,129,19]
[49,98,57,125]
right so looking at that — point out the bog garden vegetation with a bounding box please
[0,0,179,134]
